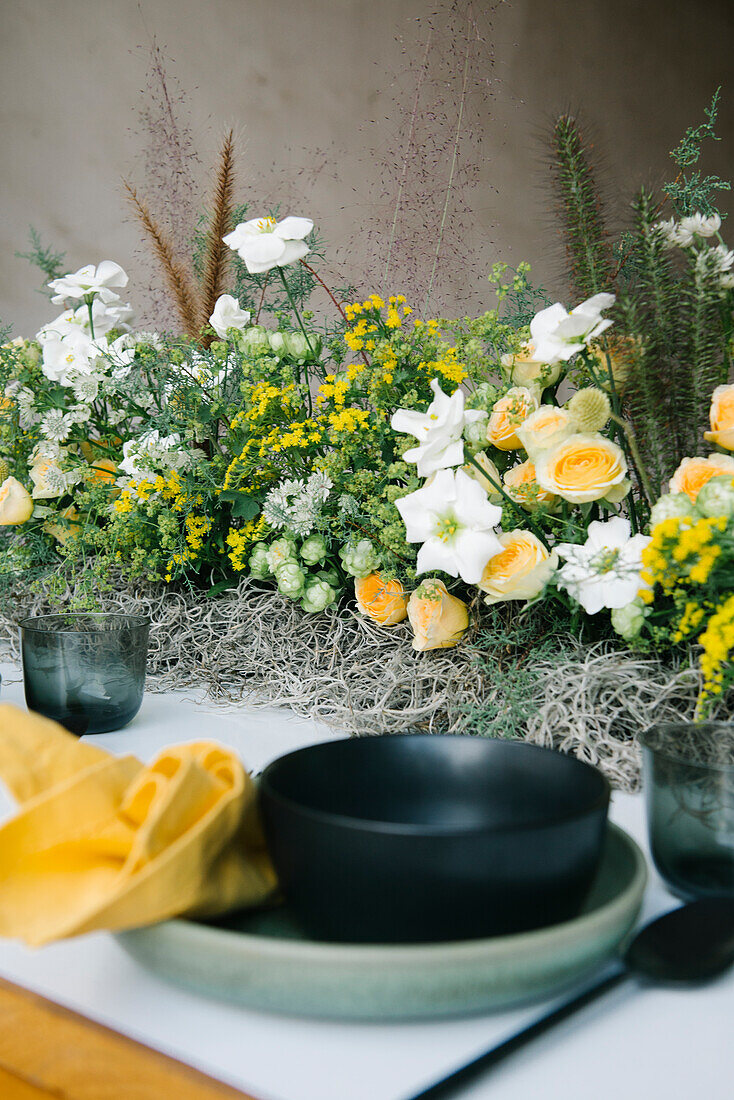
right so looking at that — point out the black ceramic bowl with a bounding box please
[259,735,610,944]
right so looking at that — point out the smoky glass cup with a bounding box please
[641,723,734,900]
[19,613,150,735]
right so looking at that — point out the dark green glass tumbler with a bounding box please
[641,723,734,900]
[19,613,150,735]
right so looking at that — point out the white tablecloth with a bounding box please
[0,664,731,1100]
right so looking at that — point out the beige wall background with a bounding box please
[1,0,733,335]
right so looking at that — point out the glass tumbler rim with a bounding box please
[18,612,151,635]
[640,721,734,774]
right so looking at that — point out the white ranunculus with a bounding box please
[48,261,129,305]
[395,467,503,584]
[556,517,651,615]
[209,294,251,339]
[223,216,313,275]
[391,378,487,478]
[529,293,616,365]
[40,330,97,386]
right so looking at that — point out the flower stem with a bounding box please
[277,267,315,414]
[84,294,96,340]
[464,452,551,549]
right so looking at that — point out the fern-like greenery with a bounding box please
[15,228,66,294]
[664,88,731,217]
[548,115,614,301]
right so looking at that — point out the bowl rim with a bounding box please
[18,612,151,635]
[640,722,734,773]
[259,735,610,837]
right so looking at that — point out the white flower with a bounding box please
[37,298,131,345]
[40,409,73,443]
[48,261,129,305]
[262,472,333,537]
[395,468,503,584]
[68,404,92,424]
[653,217,682,250]
[95,334,136,377]
[530,294,616,366]
[29,456,68,499]
[71,374,100,403]
[556,517,651,615]
[118,430,188,480]
[679,212,721,243]
[209,294,251,339]
[40,330,96,386]
[709,244,734,275]
[391,378,487,478]
[223,216,313,274]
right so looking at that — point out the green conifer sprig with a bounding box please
[548,115,615,301]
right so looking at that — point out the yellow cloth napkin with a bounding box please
[0,704,277,946]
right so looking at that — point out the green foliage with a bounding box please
[664,88,731,216]
[548,115,614,301]
[15,228,67,294]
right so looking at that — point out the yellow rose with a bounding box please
[478,531,558,605]
[704,385,734,450]
[587,336,639,394]
[500,343,562,389]
[0,477,34,525]
[355,573,408,625]
[535,433,629,504]
[516,405,575,458]
[462,451,502,502]
[44,506,80,545]
[669,454,734,501]
[407,579,469,651]
[503,458,558,511]
[486,387,539,451]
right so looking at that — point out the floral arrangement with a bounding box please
[2,94,734,722]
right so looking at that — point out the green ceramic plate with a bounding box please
[116,824,646,1020]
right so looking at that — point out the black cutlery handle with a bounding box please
[406,969,629,1100]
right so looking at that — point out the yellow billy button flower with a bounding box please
[704,384,734,450]
[0,477,34,525]
[535,433,629,504]
[669,454,734,502]
[486,387,539,451]
[407,579,469,651]
[478,531,558,605]
[355,573,408,625]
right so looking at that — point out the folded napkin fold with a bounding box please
[0,704,277,946]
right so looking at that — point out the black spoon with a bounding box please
[408,897,734,1100]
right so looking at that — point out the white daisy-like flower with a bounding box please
[68,404,92,424]
[40,409,74,443]
[555,517,651,615]
[72,374,101,403]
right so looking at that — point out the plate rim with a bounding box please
[117,822,647,962]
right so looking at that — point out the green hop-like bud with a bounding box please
[266,536,298,573]
[275,560,307,599]
[300,577,337,613]
[242,326,272,356]
[611,598,647,641]
[248,541,271,579]
[268,331,287,356]
[466,382,499,412]
[463,417,490,452]
[316,568,340,588]
[694,476,734,520]
[339,538,382,579]
[649,493,695,527]
[285,331,321,359]
[300,534,327,566]
[567,388,611,433]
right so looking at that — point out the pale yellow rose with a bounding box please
[500,343,562,389]
[503,459,558,511]
[407,579,469,651]
[462,450,502,502]
[535,433,629,504]
[669,454,734,502]
[587,336,639,394]
[486,387,539,451]
[355,573,408,625]
[704,385,734,450]
[0,477,34,525]
[516,405,575,458]
[478,531,558,605]
[44,505,80,545]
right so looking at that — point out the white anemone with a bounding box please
[530,293,616,365]
[48,262,129,305]
[556,516,651,615]
[391,378,487,478]
[223,216,313,274]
